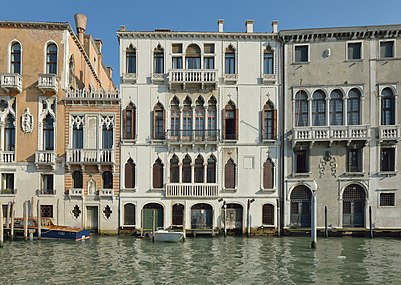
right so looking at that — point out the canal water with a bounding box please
[0,236,400,284]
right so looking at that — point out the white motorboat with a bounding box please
[153,229,184,242]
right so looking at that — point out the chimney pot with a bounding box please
[272,20,278,33]
[245,19,254,33]
[74,13,87,44]
[218,19,224,33]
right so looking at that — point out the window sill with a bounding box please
[262,139,277,143]
[344,172,365,177]
[121,139,137,144]
[121,188,137,193]
[222,188,237,193]
[261,187,276,192]
[291,172,311,178]
[379,171,397,177]
[150,188,164,192]
[292,61,309,65]
[375,57,399,61]
[378,205,396,208]
[345,59,363,62]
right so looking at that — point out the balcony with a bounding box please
[169,69,217,89]
[292,125,371,146]
[262,73,277,84]
[66,149,115,165]
[0,189,17,196]
[122,73,137,84]
[166,183,218,198]
[151,73,165,84]
[223,73,238,84]
[68,188,83,197]
[378,125,401,142]
[64,89,120,105]
[166,129,219,145]
[0,73,22,93]
[0,151,15,163]
[35,151,56,169]
[99,189,113,197]
[37,74,58,95]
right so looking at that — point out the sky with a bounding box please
[2,0,401,85]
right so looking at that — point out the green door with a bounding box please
[143,208,163,230]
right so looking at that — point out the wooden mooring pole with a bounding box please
[6,202,11,230]
[311,194,317,249]
[152,209,155,243]
[324,206,328,238]
[10,201,15,241]
[37,199,41,240]
[369,206,373,239]
[0,200,4,248]
[24,201,28,241]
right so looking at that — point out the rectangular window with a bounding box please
[348,42,362,60]
[380,41,394,58]
[295,149,309,173]
[263,110,274,139]
[204,57,214,69]
[380,193,395,207]
[125,110,132,139]
[42,174,54,194]
[347,148,363,172]
[102,126,114,149]
[154,110,164,139]
[172,44,182,54]
[380,147,395,172]
[154,53,164,73]
[73,126,83,149]
[204,43,215,54]
[172,57,183,69]
[225,53,235,74]
[294,45,308,62]
[2,173,14,193]
[263,52,274,74]
[40,205,53,218]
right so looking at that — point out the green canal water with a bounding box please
[0,236,400,284]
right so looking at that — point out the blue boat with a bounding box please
[14,218,90,241]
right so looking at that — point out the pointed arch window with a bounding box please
[153,158,164,189]
[381,88,395,125]
[126,45,136,74]
[170,97,180,140]
[11,42,21,75]
[263,159,274,189]
[262,101,277,140]
[207,156,216,183]
[208,97,217,140]
[153,102,165,140]
[153,45,164,74]
[125,158,136,189]
[123,103,136,139]
[183,97,192,139]
[195,97,205,141]
[4,114,15,151]
[223,101,238,140]
[312,90,326,126]
[347,89,361,125]
[194,155,204,183]
[185,44,201,69]
[170,156,179,183]
[263,47,274,75]
[295,91,309,127]
[182,155,192,183]
[46,43,58,74]
[225,45,236,74]
[43,114,54,151]
[73,120,83,149]
[330,90,343,125]
[224,158,236,189]
[102,124,113,149]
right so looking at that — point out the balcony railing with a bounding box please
[292,125,371,144]
[68,188,83,196]
[166,183,218,198]
[35,151,56,165]
[223,73,238,84]
[0,189,17,195]
[99,189,113,197]
[0,73,22,93]
[36,189,56,195]
[65,89,119,100]
[37,74,58,95]
[169,69,217,88]
[0,151,15,163]
[262,73,277,84]
[151,73,165,84]
[378,125,401,142]
[166,129,219,144]
[66,149,115,164]
[122,73,137,84]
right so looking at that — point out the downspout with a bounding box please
[278,34,285,237]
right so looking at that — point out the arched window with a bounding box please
[170,97,180,140]
[153,158,164,189]
[124,203,136,225]
[343,184,365,227]
[153,102,165,140]
[224,158,236,189]
[124,158,135,189]
[43,114,54,151]
[126,45,136,74]
[312,90,326,126]
[295,91,309,127]
[195,97,205,141]
[153,45,164,74]
[262,204,274,225]
[182,155,192,183]
[11,42,21,74]
[262,101,276,140]
[381,88,395,125]
[330,90,343,125]
[72,171,83,189]
[170,155,179,183]
[72,120,83,149]
[290,185,312,227]
[225,45,236,74]
[4,114,15,151]
[207,156,216,183]
[207,96,217,140]
[103,171,113,189]
[102,123,113,149]
[194,155,204,183]
[263,158,274,189]
[182,97,192,140]
[263,46,274,75]
[347,89,361,125]
[185,44,201,69]
[123,103,136,139]
[223,101,238,140]
[46,43,57,74]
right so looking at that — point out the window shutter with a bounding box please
[123,108,127,139]
[152,111,155,139]
[163,109,166,139]
[222,109,226,140]
[153,163,161,188]
[263,161,273,189]
[225,161,235,189]
[273,109,277,139]
[235,109,239,140]
[261,111,265,141]
[125,162,133,188]
[133,108,136,140]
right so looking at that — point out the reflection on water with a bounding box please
[0,236,400,284]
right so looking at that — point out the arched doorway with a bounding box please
[343,184,366,227]
[290,185,312,227]
[191,203,212,229]
[221,203,243,234]
[142,203,164,230]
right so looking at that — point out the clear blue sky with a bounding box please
[2,0,401,85]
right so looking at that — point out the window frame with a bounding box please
[10,41,22,75]
[379,40,395,59]
[346,41,363,61]
[379,192,396,207]
[123,103,136,140]
[263,47,274,74]
[46,43,58,75]
[294,44,309,63]
[347,146,363,173]
[294,148,309,174]
[380,147,396,172]
[126,46,137,74]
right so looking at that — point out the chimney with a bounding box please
[95,39,103,53]
[245,20,254,33]
[120,25,126,32]
[107,67,113,79]
[74,13,87,44]
[218,19,224,33]
[272,20,278,33]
